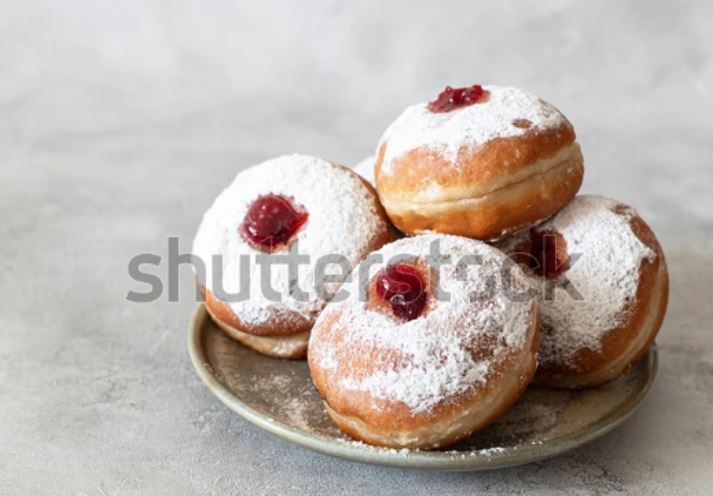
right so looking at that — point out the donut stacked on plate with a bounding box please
[193,84,668,449]
[309,235,540,449]
[494,195,668,389]
[193,155,392,358]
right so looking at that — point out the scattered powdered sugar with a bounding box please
[336,438,415,456]
[192,154,389,327]
[444,446,508,458]
[377,85,566,175]
[310,234,535,414]
[352,155,375,185]
[284,395,311,430]
[505,195,656,367]
[336,440,523,459]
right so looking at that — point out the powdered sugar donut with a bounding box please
[193,154,393,358]
[374,84,584,240]
[496,195,668,388]
[308,234,539,449]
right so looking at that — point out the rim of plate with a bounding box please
[187,303,658,471]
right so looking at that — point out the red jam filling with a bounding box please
[427,84,486,113]
[529,231,568,278]
[374,263,428,321]
[239,194,308,251]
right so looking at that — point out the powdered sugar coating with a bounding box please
[309,234,536,414]
[192,154,389,329]
[377,85,567,175]
[499,195,656,368]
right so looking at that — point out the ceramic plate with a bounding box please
[188,304,657,470]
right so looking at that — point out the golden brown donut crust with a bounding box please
[204,287,312,338]
[375,121,584,240]
[204,297,309,359]
[309,307,540,449]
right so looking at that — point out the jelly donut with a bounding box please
[496,195,668,388]
[374,84,584,240]
[193,154,392,358]
[308,234,539,449]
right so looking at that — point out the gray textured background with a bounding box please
[2,1,712,494]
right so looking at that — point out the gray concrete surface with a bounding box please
[1,1,712,494]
